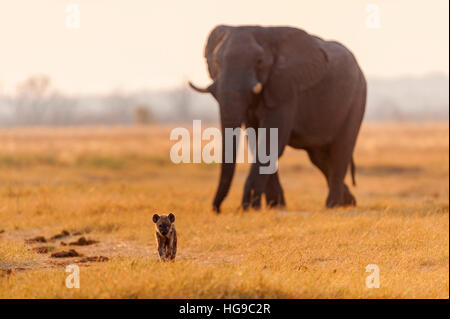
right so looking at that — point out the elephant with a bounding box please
[189,25,366,213]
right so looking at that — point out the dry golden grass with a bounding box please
[0,123,448,298]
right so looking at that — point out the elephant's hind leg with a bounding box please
[326,121,364,208]
[307,146,354,207]
[323,79,365,208]
[306,146,330,186]
[326,151,356,208]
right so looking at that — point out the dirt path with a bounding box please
[0,229,154,272]
[1,228,243,274]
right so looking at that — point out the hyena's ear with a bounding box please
[152,214,160,223]
[168,213,175,223]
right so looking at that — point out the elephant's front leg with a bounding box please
[241,101,294,210]
[242,126,291,209]
[242,172,285,209]
[264,172,286,207]
[242,164,272,210]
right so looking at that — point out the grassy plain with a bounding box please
[0,123,448,298]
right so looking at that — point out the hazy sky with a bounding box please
[0,0,448,94]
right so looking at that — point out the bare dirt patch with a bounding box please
[32,246,52,254]
[69,237,98,246]
[51,249,82,258]
[50,230,70,240]
[25,236,47,244]
[1,228,156,271]
[78,256,109,263]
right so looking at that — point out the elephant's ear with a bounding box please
[263,28,328,108]
[204,25,229,80]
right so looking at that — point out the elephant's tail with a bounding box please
[350,157,356,186]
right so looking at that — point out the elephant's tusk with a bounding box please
[252,82,263,94]
[188,81,211,93]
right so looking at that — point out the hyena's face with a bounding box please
[153,213,175,236]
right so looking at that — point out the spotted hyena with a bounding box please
[152,213,177,261]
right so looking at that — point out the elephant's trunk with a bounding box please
[212,80,253,212]
[213,116,242,213]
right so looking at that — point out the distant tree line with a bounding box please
[0,74,448,127]
[0,75,218,126]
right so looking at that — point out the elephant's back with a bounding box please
[289,39,365,147]
[320,39,367,114]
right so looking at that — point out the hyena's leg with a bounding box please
[169,232,177,260]
[156,233,167,261]
[164,243,171,260]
